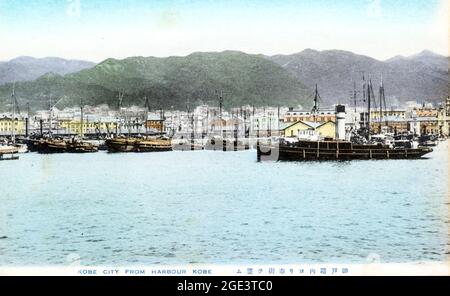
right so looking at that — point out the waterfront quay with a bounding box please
[1,96,449,141]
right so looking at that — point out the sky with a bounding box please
[0,0,448,62]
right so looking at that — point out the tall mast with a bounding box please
[80,98,84,138]
[367,79,372,141]
[217,90,224,138]
[380,76,387,126]
[11,83,16,144]
[313,84,319,112]
[144,96,149,135]
[380,75,384,130]
[312,84,319,122]
[26,101,30,138]
[277,104,280,136]
[362,73,366,128]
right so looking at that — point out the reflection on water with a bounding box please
[0,141,448,265]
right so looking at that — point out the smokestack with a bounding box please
[335,105,346,140]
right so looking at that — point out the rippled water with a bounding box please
[0,141,448,265]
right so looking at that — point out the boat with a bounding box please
[36,138,100,154]
[105,137,172,152]
[257,139,433,161]
[0,146,19,161]
[419,134,438,147]
[66,140,99,153]
[36,138,67,153]
[257,81,433,161]
[15,143,28,153]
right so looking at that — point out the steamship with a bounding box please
[257,84,433,161]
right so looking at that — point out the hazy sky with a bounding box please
[0,0,448,62]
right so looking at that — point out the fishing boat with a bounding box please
[105,137,172,152]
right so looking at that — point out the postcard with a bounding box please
[0,0,449,280]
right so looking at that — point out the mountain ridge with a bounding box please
[0,49,447,111]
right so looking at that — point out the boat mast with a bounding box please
[49,95,52,138]
[80,98,84,139]
[144,96,149,135]
[277,104,280,137]
[11,83,16,144]
[380,76,387,126]
[25,101,30,138]
[379,75,383,132]
[367,79,372,141]
[312,84,319,122]
[217,90,224,138]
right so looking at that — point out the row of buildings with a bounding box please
[1,97,449,140]
[280,96,450,140]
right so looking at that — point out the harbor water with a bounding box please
[0,141,448,265]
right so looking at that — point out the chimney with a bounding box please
[335,105,346,140]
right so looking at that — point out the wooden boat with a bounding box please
[36,138,99,153]
[0,146,19,161]
[105,137,172,152]
[67,140,99,153]
[257,139,433,161]
[36,138,67,153]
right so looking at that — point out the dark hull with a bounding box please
[257,141,433,161]
[0,156,19,161]
[105,139,172,153]
[0,151,19,161]
[36,143,67,154]
[66,144,99,153]
[36,140,99,154]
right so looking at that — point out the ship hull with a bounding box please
[36,141,67,154]
[105,138,172,153]
[257,140,433,161]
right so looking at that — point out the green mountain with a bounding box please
[0,51,311,112]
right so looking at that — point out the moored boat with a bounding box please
[36,138,99,153]
[257,139,433,161]
[105,137,172,152]
[67,140,99,153]
[0,146,19,161]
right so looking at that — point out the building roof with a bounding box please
[147,114,163,121]
[281,120,335,130]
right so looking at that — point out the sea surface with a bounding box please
[0,141,449,265]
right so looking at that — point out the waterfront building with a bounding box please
[58,118,118,136]
[145,113,165,133]
[0,116,26,136]
[370,117,409,134]
[283,108,336,123]
[369,109,407,120]
[281,120,336,140]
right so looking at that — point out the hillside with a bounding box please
[0,51,312,112]
[0,56,95,85]
[268,49,449,106]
